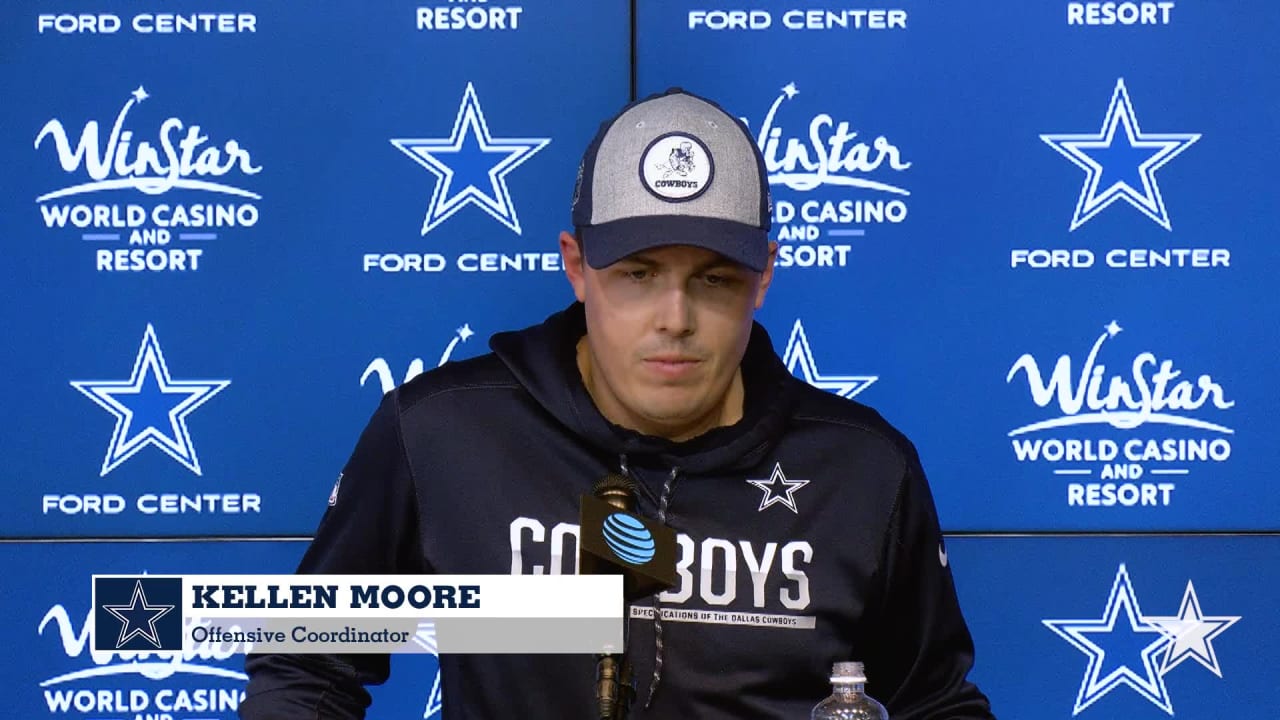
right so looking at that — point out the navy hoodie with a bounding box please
[240,302,994,719]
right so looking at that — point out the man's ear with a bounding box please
[754,241,779,309]
[560,230,587,302]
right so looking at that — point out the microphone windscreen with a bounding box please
[592,473,638,513]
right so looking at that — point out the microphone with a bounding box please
[579,474,679,600]
[579,474,678,719]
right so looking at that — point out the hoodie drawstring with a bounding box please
[645,465,681,709]
[615,455,682,710]
[616,454,633,676]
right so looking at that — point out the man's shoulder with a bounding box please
[785,377,922,468]
[392,352,522,412]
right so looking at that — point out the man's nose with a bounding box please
[653,285,695,337]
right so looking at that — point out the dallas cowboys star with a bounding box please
[783,319,877,399]
[102,579,175,650]
[1041,78,1199,232]
[391,82,550,236]
[1147,580,1241,678]
[746,462,809,513]
[71,324,230,476]
[1044,564,1176,715]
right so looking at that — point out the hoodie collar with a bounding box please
[489,302,795,475]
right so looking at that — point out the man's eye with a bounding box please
[621,268,650,281]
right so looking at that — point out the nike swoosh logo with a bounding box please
[938,543,949,568]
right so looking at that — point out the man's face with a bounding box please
[561,232,776,441]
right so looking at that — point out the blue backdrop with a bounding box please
[2,0,1276,717]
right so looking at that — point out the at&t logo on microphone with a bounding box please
[602,514,656,565]
[578,493,677,598]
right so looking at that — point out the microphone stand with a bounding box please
[592,475,640,719]
[595,653,633,719]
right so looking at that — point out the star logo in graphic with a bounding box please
[391,83,550,236]
[1044,565,1176,715]
[413,622,444,717]
[783,319,877,399]
[71,325,229,476]
[102,580,174,650]
[131,86,149,104]
[1148,581,1241,677]
[746,462,809,514]
[1041,78,1200,231]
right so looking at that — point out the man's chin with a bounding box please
[632,400,722,435]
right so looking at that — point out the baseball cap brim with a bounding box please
[580,215,768,273]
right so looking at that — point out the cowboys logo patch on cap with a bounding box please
[570,88,771,272]
[641,132,714,202]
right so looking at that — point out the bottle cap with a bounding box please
[831,661,866,683]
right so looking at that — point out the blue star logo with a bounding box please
[1044,565,1178,715]
[102,579,174,650]
[391,83,550,236]
[1041,78,1200,232]
[71,325,229,476]
[783,319,877,399]
[746,462,809,514]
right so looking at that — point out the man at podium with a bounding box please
[241,88,994,720]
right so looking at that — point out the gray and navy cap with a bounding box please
[571,88,771,272]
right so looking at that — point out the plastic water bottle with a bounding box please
[810,661,888,720]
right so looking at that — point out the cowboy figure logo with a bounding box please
[658,141,697,178]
